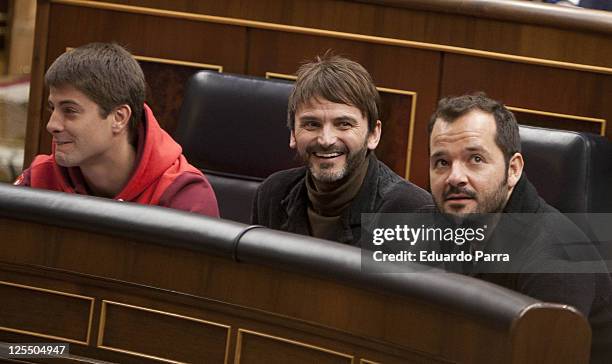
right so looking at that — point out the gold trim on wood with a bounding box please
[234,328,354,363]
[507,106,606,136]
[224,327,233,364]
[51,0,612,75]
[134,55,223,72]
[265,72,296,81]
[265,72,417,179]
[0,280,94,345]
[97,300,231,364]
[360,360,381,364]
[66,47,223,72]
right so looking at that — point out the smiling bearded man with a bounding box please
[251,54,432,246]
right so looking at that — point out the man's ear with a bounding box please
[367,120,382,150]
[111,105,132,134]
[289,129,297,149]
[506,152,524,188]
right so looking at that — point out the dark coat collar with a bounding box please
[503,173,544,213]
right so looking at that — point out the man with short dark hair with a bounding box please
[428,94,523,216]
[252,54,432,245]
[428,93,611,363]
[15,43,219,217]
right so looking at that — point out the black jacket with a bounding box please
[251,154,433,246]
[470,175,612,364]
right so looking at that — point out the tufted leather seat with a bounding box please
[175,71,301,223]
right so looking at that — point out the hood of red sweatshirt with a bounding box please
[116,104,181,201]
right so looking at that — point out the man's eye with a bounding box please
[472,155,483,163]
[434,159,448,168]
[303,121,319,129]
[338,121,351,128]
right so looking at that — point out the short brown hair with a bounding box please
[45,42,146,137]
[428,93,521,166]
[287,53,380,132]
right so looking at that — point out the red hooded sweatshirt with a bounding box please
[15,104,219,217]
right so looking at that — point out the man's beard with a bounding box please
[301,140,368,184]
[478,179,509,214]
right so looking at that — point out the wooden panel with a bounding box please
[371,7,612,69]
[377,89,417,180]
[440,53,612,138]
[235,329,353,364]
[92,0,612,68]
[98,301,230,363]
[248,29,441,187]
[46,4,245,71]
[139,59,221,135]
[0,265,456,364]
[30,2,247,160]
[0,281,93,344]
[0,217,510,363]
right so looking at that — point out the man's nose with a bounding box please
[46,110,63,134]
[446,162,468,187]
[317,124,338,147]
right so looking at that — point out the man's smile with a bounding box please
[312,151,344,159]
[54,140,74,147]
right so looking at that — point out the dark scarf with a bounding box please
[305,155,370,240]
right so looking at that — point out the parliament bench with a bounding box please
[0,183,591,363]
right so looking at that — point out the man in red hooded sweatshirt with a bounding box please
[14,42,219,217]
